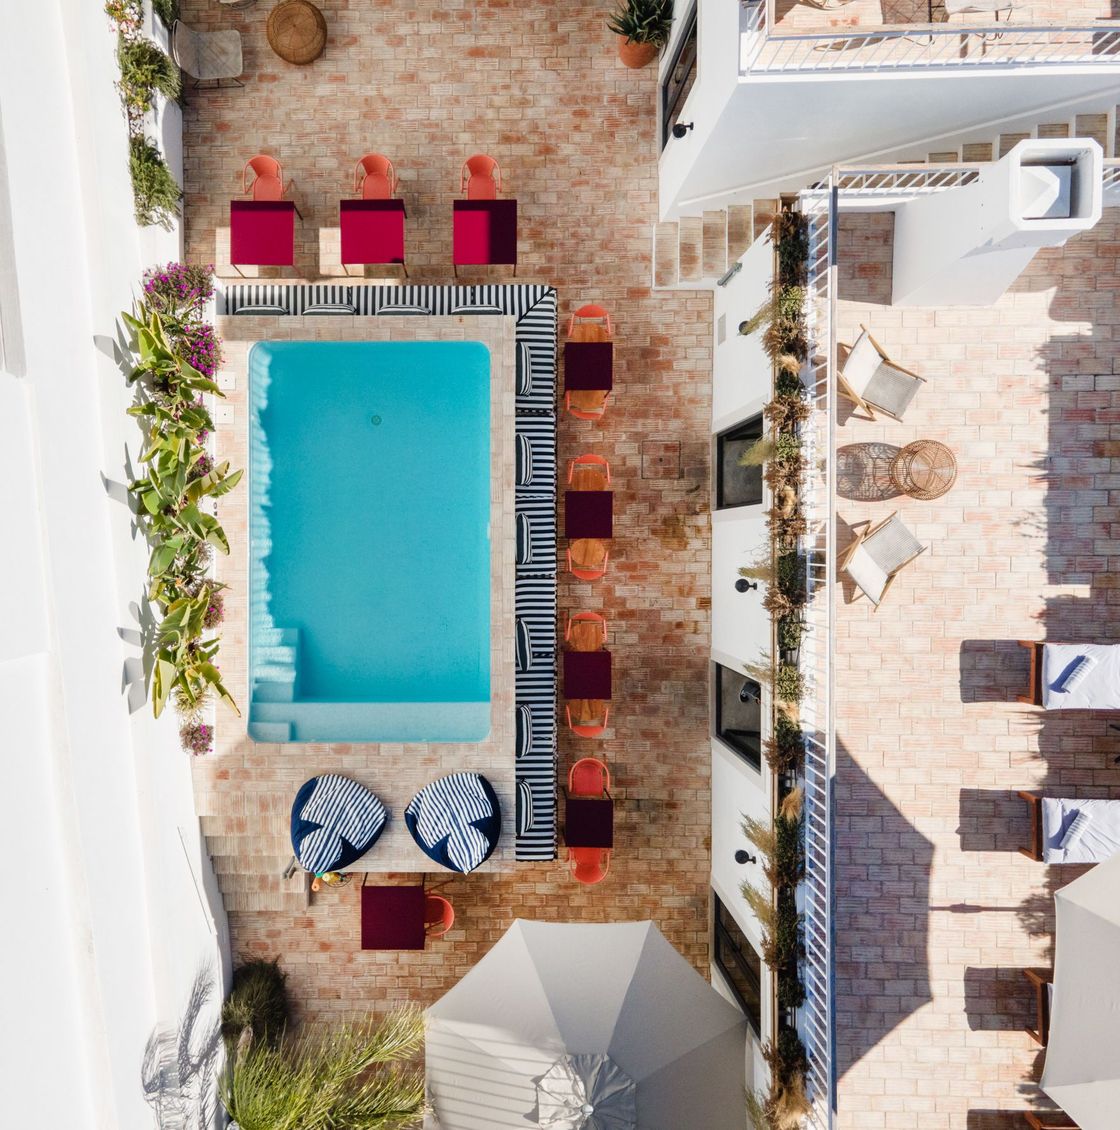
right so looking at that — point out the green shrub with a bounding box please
[117,33,180,117]
[221,960,289,1049]
[765,712,806,777]
[774,663,803,704]
[128,135,181,229]
[765,888,803,970]
[776,616,803,653]
[607,0,674,47]
[221,1009,427,1130]
[775,552,807,608]
[777,968,806,1012]
[152,0,179,26]
[773,210,810,288]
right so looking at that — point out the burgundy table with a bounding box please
[565,794,614,849]
[564,341,613,391]
[230,199,296,268]
[360,884,425,951]
[565,490,613,539]
[453,199,517,273]
[563,650,612,700]
[340,198,407,272]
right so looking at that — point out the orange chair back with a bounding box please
[569,846,610,885]
[567,454,611,489]
[568,304,612,339]
[566,702,610,738]
[355,153,396,198]
[424,894,455,937]
[569,757,610,797]
[243,155,283,197]
[567,542,609,581]
[462,154,500,199]
[565,611,607,649]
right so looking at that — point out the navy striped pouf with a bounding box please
[290,775,388,873]
[404,773,502,873]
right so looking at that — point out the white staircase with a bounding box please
[653,199,778,290]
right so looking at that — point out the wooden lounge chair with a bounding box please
[837,325,925,421]
[839,512,927,608]
[1022,1113,1079,1130]
[1017,790,1120,863]
[172,20,244,86]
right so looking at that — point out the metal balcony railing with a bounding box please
[740,1,1120,75]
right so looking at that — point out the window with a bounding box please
[715,415,764,510]
[713,893,763,1036]
[714,662,761,770]
[660,3,697,151]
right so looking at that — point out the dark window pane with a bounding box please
[660,5,697,151]
[715,662,761,769]
[716,416,764,510]
[713,893,763,1036]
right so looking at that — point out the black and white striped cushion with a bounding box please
[515,417,556,493]
[451,303,503,315]
[516,702,555,759]
[235,303,288,315]
[517,779,535,835]
[290,775,387,873]
[378,303,431,315]
[516,495,556,575]
[304,303,356,315]
[404,772,501,873]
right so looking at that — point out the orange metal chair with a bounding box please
[242,154,286,200]
[565,610,607,651]
[566,701,610,739]
[461,154,501,199]
[566,304,613,421]
[568,305,612,341]
[569,846,611,885]
[569,757,610,797]
[354,153,397,199]
[424,894,455,937]
[567,540,609,581]
[567,454,611,490]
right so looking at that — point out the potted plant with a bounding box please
[607,0,673,69]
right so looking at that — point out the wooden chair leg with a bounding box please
[1017,640,1042,706]
[1017,790,1043,861]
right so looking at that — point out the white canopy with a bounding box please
[1042,850,1120,1129]
[426,920,747,1130]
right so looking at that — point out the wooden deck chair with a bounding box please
[837,325,925,421]
[839,512,927,608]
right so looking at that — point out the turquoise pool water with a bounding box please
[248,340,492,743]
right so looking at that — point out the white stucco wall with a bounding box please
[660,43,1120,217]
[713,235,772,432]
[0,3,227,1128]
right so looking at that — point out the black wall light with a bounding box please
[735,578,758,593]
[735,850,757,865]
[671,121,694,140]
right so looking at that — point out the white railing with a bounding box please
[794,183,836,1130]
[1104,157,1120,203]
[742,13,1120,75]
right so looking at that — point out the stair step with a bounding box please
[256,627,299,648]
[1075,112,1109,152]
[653,222,679,288]
[252,664,297,684]
[677,216,704,282]
[248,720,293,743]
[255,644,297,666]
[1037,121,1070,139]
[752,198,779,241]
[224,890,310,914]
[702,210,728,277]
[726,205,753,263]
[927,150,958,163]
[962,141,993,162]
[998,132,1030,157]
[253,679,297,703]
[213,853,296,875]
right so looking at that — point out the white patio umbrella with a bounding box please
[1041,850,1120,1129]
[425,920,747,1130]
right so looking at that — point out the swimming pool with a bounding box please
[248,340,492,743]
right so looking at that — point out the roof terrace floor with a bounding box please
[773,0,1118,34]
[180,0,715,1023]
[832,207,1120,1128]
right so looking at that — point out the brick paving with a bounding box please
[181,0,714,1022]
[832,209,1120,1129]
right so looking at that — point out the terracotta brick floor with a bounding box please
[181,1,714,1022]
[832,209,1120,1129]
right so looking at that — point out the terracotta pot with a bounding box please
[617,38,657,68]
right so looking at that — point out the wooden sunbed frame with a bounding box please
[1023,967,1052,1046]
[836,324,926,421]
[1017,790,1045,861]
[1017,640,1044,706]
[839,512,927,611]
[1023,1112,1079,1130]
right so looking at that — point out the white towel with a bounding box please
[1060,811,1091,852]
[1061,655,1097,692]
